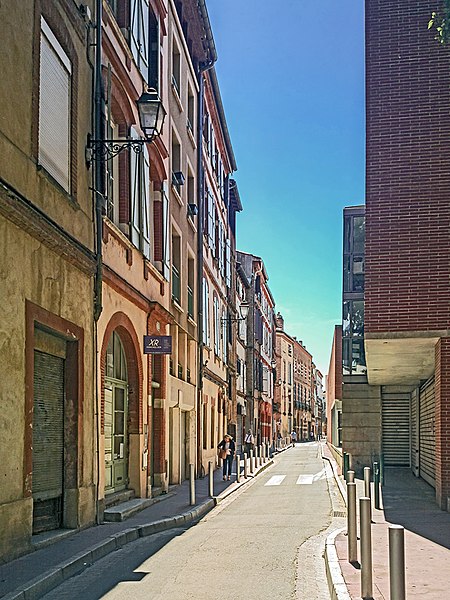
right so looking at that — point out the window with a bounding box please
[105,117,120,224]
[130,128,151,259]
[171,38,180,96]
[153,184,170,279]
[187,257,194,318]
[39,17,71,191]
[148,6,160,92]
[171,133,182,196]
[187,171,195,217]
[171,231,181,304]
[213,295,220,356]
[203,278,210,346]
[187,86,195,134]
[222,309,227,362]
[130,0,150,78]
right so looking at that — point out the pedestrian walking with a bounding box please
[291,430,297,445]
[218,434,235,480]
[244,429,254,456]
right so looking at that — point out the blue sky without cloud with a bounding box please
[207,0,365,377]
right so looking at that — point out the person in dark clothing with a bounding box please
[217,434,235,480]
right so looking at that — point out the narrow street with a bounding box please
[41,444,345,600]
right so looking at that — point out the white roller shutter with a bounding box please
[382,387,410,466]
[419,377,435,488]
[39,18,71,191]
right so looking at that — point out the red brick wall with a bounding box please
[435,338,450,509]
[365,0,450,333]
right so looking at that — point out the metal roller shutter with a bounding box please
[33,350,65,533]
[419,377,435,488]
[382,387,410,466]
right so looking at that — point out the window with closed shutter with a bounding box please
[130,0,149,79]
[39,17,71,191]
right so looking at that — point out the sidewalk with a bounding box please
[323,445,450,599]
[0,455,275,600]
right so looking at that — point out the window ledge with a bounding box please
[171,83,183,112]
[187,215,197,233]
[187,315,197,327]
[187,126,196,149]
[171,298,184,313]
[171,184,184,206]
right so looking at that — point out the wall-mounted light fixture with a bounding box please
[86,88,166,165]
[221,301,249,324]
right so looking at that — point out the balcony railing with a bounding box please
[172,264,181,304]
[187,285,194,318]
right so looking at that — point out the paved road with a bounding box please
[42,443,345,600]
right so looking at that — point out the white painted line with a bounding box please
[265,475,286,486]
[296,475,314,485]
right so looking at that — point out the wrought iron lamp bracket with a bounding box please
[86,134,145,165]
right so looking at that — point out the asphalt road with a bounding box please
[42,442,345,600]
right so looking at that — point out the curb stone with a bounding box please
[324,528,351,600]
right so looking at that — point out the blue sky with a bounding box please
[207,0,365,376]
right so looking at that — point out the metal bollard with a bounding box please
[189,463,196,506]
[250,449,255,474]
[364,466,371,499]
[347,482,357,564]
[373,462,380,510]
[243,452,248,478]
[236,453,240,483]
[380,453,385,486]
[255,446,260,468]
[389,525,406,600]
[347,470,355,483]
[208,461,214,498]
[343,452,350,482]
[360,497,373,599]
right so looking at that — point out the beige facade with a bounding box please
[0,0,96,561]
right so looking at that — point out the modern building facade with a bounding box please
[363,0,450,510]
[0,0,97,560]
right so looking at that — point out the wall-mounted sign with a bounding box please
[143,335,172,354]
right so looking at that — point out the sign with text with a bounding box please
[143,335,172,355]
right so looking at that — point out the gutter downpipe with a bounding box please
[196,57,215,475]
[93,0,104,523]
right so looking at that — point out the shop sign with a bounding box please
[143,335,172,354]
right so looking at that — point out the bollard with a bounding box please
[208,461,214,498]
[236,453,240,483]
[243,452,248,478]
[389,525,406,600]
[347,482,357,564]
[343,452,350,482]
[250,449,255,474]
[347,470,355,483]
[380,454,385,486]
[256,446,260,468]
[373,462,380,510]
[189,463,196,506]
[364,466,371,499]
[360,497,373,600]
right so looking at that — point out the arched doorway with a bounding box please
[104,332,128,494]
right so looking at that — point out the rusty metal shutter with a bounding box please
[33,351,65,532]
[419,377,435,488]
[382,387,410,466]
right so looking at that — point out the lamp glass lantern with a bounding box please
[137,89,166,142]
[239,301,249,321]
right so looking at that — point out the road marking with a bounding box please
[296,469,327,485]
[265,475,286,486]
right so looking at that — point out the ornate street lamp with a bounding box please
[86,88,166,164]
[222,301,249,324]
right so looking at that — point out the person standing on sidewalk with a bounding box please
[291,430,297,445]
[244,429,254,455]
[218,434,235,480]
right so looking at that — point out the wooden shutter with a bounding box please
[225,238,231,287]
[39,18,71,191]
[130,0,149,79]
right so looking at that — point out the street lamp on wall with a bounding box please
[221,301,249,324]
[86,88,166,165]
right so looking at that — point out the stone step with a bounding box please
[104,489,135,509]
[104,497,157,522]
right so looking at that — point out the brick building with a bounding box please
[355,0,450,509]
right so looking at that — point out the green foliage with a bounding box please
[428,1,450,44]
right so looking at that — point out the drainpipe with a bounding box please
[93,0,104,322]
[196,58,215,475]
